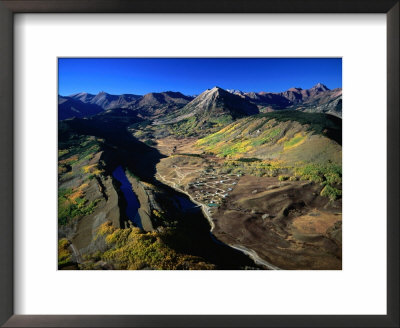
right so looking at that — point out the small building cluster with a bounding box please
[187,168,240,213]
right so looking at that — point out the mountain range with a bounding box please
[58,95,104,120]
[227,82,341,116]
[58,83,342,121]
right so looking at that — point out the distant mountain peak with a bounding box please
[70,91,89,97]
[227,89,245,96]
[207,86,223,94]
[288,87,303,92]
[175,85,258,121]
[201,86,225,98]
[311,83,329,91]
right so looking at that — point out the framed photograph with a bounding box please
[0,0,398,327]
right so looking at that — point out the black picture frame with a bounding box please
[0,1,398,327]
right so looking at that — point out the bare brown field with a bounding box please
[291,211,340,235]
[212,175,342,269]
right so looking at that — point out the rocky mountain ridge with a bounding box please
[227,83,342,117]
[59,83,342,121]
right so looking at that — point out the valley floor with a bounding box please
[154,136,342,270]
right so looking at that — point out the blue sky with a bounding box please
[58,58,342,96]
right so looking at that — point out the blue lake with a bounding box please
[112,165,142,229]
[175,195,199,211]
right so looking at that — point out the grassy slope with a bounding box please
[58,125,107,267]
[197,111,342,201]
[58,133,104,227]
[197,111,341,162]
[166,114,234,137]
[81,221,216,270]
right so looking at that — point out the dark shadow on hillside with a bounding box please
[258,111,342,145]
[324,114,342,145]
[60,116,165,180]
